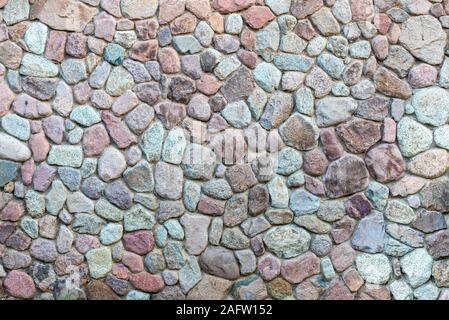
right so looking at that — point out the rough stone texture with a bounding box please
[0,0,447,301]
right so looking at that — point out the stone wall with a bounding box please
[0,0,449,300]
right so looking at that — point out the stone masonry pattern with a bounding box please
[2,0,449,301]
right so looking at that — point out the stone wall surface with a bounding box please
[1,0,449,300]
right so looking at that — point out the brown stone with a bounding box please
[303,149,329,176]
[158,47,181,74]
[242,6,275,29]
[170,13,197,35]
[130,40,158,62]
[135,19,159,40]
[197,196,225,216]
[225,164,258,193]
[374,67,412,99]
[248,185,269,216]
[279,114,318,151]
[86,280,120,300]
[45,31,67,62]
[280,252,320,284]
[319,128,344,161]
[365,144,406,183]
[336,119,381,154]
[331,216,356,244]
[345,194,373,219]
[322,280,354,300]
[330,242,356,272]
[129,272,165,293]
[187,274,232,300]
[324,155,369,199]
[154,102,187,129]
[425,230,449,260]
[101,111,137,149]
[82,124,110,157]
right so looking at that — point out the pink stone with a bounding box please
[158,47,181,74]
[365,143,406,183]
[319,128,344,161]
[94,11,117,42]
[112,90,139,116]
[122,251,144,273]
[280,252,320,284]
[330,242,356,272]
[257,254,281,281]
[159,0,186,24]
[129,272,165,293]
[344,194,373,219]
[112,263,129,280]
[213,0,256,13]
[29,133,50,163]
[42,115,65,144]
[295,19,317,41]
[343,268,364,292]
[21,159,35,186]
[100,0,122,17]
[197,74,221,95]
[3,270,36,299]
[303,149,329,176]
[382,118,396,143]
[30,120,42,133]
[373,13,391,35]
[304,176,326,196]
[237,49,258,69]
[82,124,110,157]
[130,40,158,62]
[0,81,15,117]
[33,163,57,192]
[408,64,438,88]
[13,95,52,119]
[170,12,197,35]
[66,32,88,58]
[123,231,155,256]
[5,229,31,251]
[45,30,67,62]
[135,19,159,40]
[387,23,401,44]
[75,235,101,254]
[371,35,389,60]
[208,12,224,33]
[0,201,24,222]
[73,81,92,104]
[197,196,225,216]
[350,0,374,21]
[101,111,137,149]
[243,6,275,29]
[322,280,354,300]
[186,0,211,19]
[331,216,356,244]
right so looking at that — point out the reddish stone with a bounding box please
[373,13,391,35]
[42,115,65,144]
[66,32,88,58]
[258,254,281,281]
[123,231,155,256]
[295,19,317,41]
[5,230,31,251]
[319,128,344,161]
[73,81,92,104]
[158,47,181,74]
[331,216,356,244]
[250,235,265,256]
[343,268,364,292]
[0,201,24,222]
[425,230,449,260]
[32,163,56,192]
[281,252,320,284]
[30,120,42,134]
[242,6,275,29]
[122,251,144,273]
[330,242,356,272]
[212,0,256,13]
[130,40,158,62]
[350,0,374,21]
[240,27,255,50]
[154,102,187,129]
[345,194,373,219]
[365,143,406,183]
[21,159,35,186]
[112,90,139,116]
[237,49,258,69]
[303,149,329,176]
[135,18,159,40]
[408,64,438,88]
[0,223,15,243]
[0,81,15,117]
[358,284,391,300]
[100,0,122,17]
[170,12,197,35]
[382,118,396,143]
[82,124,110,157]
[86,280,120,300]
[159,0,186,24]
[101,111,137,149]
[94,11,116,42]
[45,30,66,62]
[3,270,36,299]
[208,12,225,33]
[304,176,325,196]
[197,74,221,95]
[186,0,211,19]
[112,263,129,280]
[129,272,165,293]
[75,235,101,254]
[197,196,225,216]
[29,132,50,162]
[336,119,382,154]
[225,164,258,193]
[321,280,354,300]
